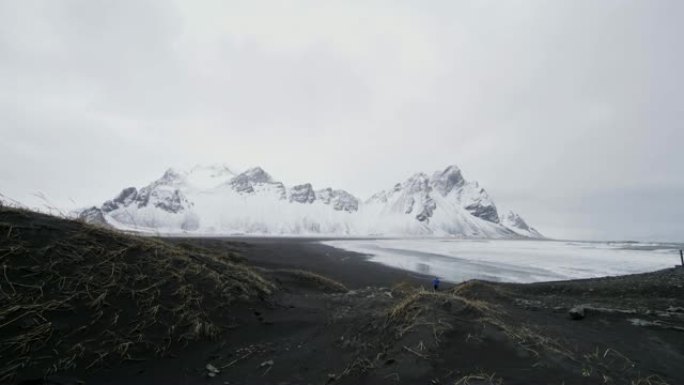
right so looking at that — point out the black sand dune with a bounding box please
[1,206,683,385]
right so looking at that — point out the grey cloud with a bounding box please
[0,0,682,241]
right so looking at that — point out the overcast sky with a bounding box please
[1,0,683,242]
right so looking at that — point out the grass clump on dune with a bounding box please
[387,287,496,330]
[0,206,273,382]
[273,268,348,293]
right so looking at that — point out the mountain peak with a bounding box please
[443,164,462,174]
[501,210,542,237]
[241,167,273,183]
[183,164,236,189]
[502,210,531,231]
[289,183,315,203]
[403,172,431,194]
[431,165,465,195]
[189,163,235,175]
[157,168,186,186]
[230,166,278,194]
[316,188,360,212]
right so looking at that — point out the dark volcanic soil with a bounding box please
[2,209,684,385]
[170,237,442,289]
[163,237,684,385]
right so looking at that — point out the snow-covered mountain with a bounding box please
[79,164,542,238]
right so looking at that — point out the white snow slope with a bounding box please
[79,164,542,238]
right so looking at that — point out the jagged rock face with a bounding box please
[457,182,500,224]
[415,197,436,222]
[290,184,316,203]
[355,164,517,237]
[78,207,107,225]
[80,163,542,238]
[158,169,185,185]
[102,187,138,212]
[501,210,541,237]
[154,189,188,213]
[403,197,415,214]
[382,173,432,218]
[430,165,465,196]
[316,188,359,212]
[464,201,499,223]
[404,173,431,194]
[316,188,334,205]
[90,175,192,220]
[133,186,190,214]
[239,167,273,184]
[502,211,531,231]
[230,167,286,199]
[230,167,271,193]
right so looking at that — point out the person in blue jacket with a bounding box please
[432,277,440,291]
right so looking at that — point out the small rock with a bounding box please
[569,306,586,320]
[208,372,217,378]
[260,359,274,367]
[629,318,652,326]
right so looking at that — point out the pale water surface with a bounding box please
[322,239,683,283]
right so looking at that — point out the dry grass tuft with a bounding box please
[387,288,496,326]
[631,375,671,385]
[483,317,574,361]
[450,280,510,301]
[390,280,417,295]
[384,283,578,372]
[384,287,497,348]
[0,206,273,381]
[274,268,348,293]
[454,371,503,385]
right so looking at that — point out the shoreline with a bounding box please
[167,237,443,289]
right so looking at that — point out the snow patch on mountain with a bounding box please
[501,210,543,238]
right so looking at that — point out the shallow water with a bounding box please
[322,239,684,283]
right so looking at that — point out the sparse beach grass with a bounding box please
[0,206,272,382]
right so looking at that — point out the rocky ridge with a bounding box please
[79,164,541,237]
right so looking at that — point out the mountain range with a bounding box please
[79,164,542,238]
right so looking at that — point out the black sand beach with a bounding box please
[2,208,684,385]
[171,237,442,289]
